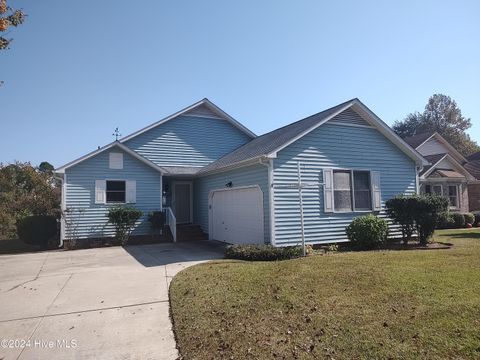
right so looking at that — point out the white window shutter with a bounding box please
[109,152,123,169]
[95,180,106,204]
[371,171,382,211]
[126,180,136,203]
[323,168,334,213]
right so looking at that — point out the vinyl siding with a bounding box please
[64,147,161,240]
[194,164,270,243]
[124,115,252,167]
[273,116,417,246]
[417,137,449,156]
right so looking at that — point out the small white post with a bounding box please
[297,161,306,256]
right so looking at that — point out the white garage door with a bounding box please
[211,187,264,245]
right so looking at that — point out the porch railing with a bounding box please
[165,207,177,242]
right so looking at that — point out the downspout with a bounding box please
[416,164,424,194]
[259,157,275,246]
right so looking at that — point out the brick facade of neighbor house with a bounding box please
[468,184,480,212]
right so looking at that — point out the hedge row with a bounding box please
[224,244,303,261]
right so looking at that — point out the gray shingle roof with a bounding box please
[198,99,356,174]
[464,161,480,180]
[403,132,434,149]
[419,153,447,176]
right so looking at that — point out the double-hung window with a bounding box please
[333,170,372,212]
[448,185,459,208]
[106,180,126,203]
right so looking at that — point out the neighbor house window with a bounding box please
[425,184,442,195]
[448,185,459,208]
[333,170,372,212]
[106,180,126,203]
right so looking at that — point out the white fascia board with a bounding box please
[422,153,475,180]
[267,102,355,157]
[119,98,256,144]
[55,142,165,174]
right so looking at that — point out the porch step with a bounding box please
[176,224,208,242]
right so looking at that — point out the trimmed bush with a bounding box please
[451,213,466,228]
[385,195,417,244]
[346,214,388,250]
[415,195,449,245]
[16,215,58,248]
[107,206,143,245]
[225,244,303,261]
[437,213,455,229]
[463,213,474,226]
[473,211,480,226]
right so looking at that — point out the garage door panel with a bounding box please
[211,187,264,245]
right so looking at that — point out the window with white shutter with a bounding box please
[95,180,106,204]
[323,168,334,213]
[126,180,137,203]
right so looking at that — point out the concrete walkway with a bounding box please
[0,241,225,360]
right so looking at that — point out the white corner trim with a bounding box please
[119,98,256,143]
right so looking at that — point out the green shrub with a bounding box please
[346,214,388,250]
[437,213,455,229]
[224,244,303,261]
[414,195,449,245]
[148,211,165,233]
[16,215,58,248]
[451,213,466,228]
[385,195,417,244]
[463,213,475,226]
[473,211,480,226]
[107,206,143,245]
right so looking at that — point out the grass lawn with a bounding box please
[170,229,480,359]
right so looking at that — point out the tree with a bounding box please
[0,162,60,239]
[0,0,26,50]
[393,94,479,156]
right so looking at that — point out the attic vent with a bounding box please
[329,109,371,127]
[184,104,223,119]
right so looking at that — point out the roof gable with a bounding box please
[421,153,474,180]
[55,142,165,174]
[405,132,466,164]
[199,99,427,175]
[120,98,256,143]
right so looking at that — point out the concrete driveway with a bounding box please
[0,241,224,360]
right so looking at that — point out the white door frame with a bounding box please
[172,180,193,224]
[208,185,263,242]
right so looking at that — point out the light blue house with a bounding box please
[55,98,427,247]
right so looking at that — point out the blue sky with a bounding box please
[1,0,479,167]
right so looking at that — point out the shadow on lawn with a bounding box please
[441,231,480,240]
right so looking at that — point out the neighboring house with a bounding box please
[403,132,477,213]
[55,98,426,247]
[464,152,480,211]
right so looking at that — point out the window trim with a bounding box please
[332,168,373,213]
[106,179,127,204]
[425,184,443,196]
[448,184,460,210]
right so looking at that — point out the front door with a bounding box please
[173,182,192,224]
